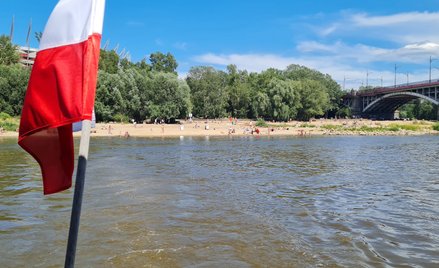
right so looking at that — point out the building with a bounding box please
[17,46,38,67]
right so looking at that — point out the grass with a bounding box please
[299,123,316,128]
[321,123,426,133]
[388,123,421,131]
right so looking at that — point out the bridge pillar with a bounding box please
[437,106,439,121]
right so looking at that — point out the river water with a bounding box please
[1,135,438,267]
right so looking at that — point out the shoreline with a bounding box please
[1,119,438,139]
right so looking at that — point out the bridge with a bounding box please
[343,79,439,119]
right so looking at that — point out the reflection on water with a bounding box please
[1,136,438,267]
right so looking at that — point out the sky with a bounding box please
[2,0,439,89]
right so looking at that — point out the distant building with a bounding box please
[17,46,38,67]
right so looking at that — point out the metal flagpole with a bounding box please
[65,120,92,268]
[10,15,14,41]
[26,19,32,65]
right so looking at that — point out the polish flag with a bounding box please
[18,0,106,195]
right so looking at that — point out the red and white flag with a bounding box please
[18,0,106,195]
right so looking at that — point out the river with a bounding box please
[1,135,438,267]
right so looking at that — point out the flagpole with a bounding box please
[65,120,92,268]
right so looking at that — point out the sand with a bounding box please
[1,119,438,139]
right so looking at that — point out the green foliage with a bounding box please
[255,118,268,127]
[94,66,192,122]
[146,72,191,120]
[399,100,437,120]
[0,64,30,116]
[432,123,439,131]
[284,64,343,116]
[321,124,341,130]
[296,79,329,121]
[336,107,352,118]
[99,49,120,74]
[225,64,251,118]
[321,123,426,133]
[0,112,11,120]
[388,124,421,131]
[186,66,228,118]
[0,42,353,124]
[0,115,19,131]
[113,113,129,123]
[299,123,316,128]
[149,52,178,74]
[0,35,20,65]
[266,78,300,121]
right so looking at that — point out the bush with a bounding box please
[433,123,439,131]
[0,116,19,131]
[255,118,268,127]
[0,112,12,120]
[113,113,129,123]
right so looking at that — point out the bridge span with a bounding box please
[343,79,439,119]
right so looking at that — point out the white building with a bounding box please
[17,46,38,66]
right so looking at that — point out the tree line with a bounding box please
[7,34,435,122]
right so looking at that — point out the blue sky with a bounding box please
[2,0,439,89]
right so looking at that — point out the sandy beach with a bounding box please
[2,119,438,139]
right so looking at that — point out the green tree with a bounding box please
[98,49,120,74]
[0,64,30,115]
[94,71,126,121]
[247,69,283,119]
[284,64,342,117]
[146,72,191,120]
[149,52,178,74]
[266,78,300,121]
[186,66,228,118]
[0,35,20,65]
[225,64,251,117]
[399,99,437,120]
[296,79,330,121]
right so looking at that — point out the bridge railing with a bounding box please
[355,79,439,96]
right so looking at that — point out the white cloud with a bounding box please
[192,49,435,90]
[352,12,439,27]
[297,40,439,64]
[317,11,439,44]
[189,11,439,90]
[193,53,297,72]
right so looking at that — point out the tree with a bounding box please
[0,64,31,115]
[284,64,343,117]
[186,66,228,118]
[94,71,126,121]
[266,78,300,121]
[146,72,191,120]
[0,35,20,65]
[225,64,251,117]
[35,32,43,44]
[149,52,178,74]
[98,49,120,74]
[248,69,283,119]
[296,79,330,121]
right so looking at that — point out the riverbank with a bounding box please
[1,119,438,138]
